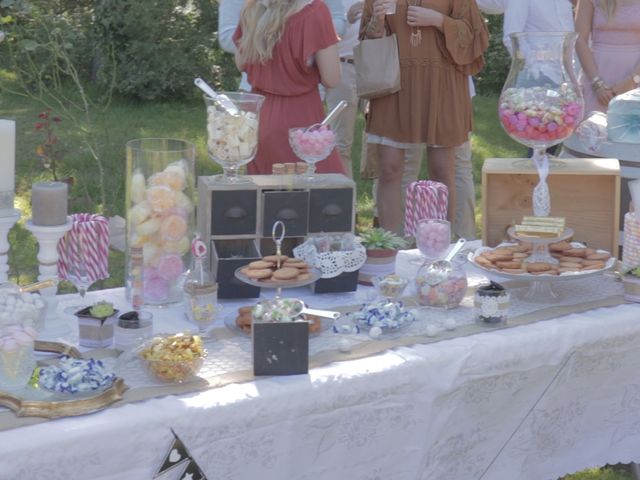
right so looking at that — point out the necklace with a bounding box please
[408,0,422,47]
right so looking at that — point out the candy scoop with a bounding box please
[194,77,239,116]
[423,237,466,286]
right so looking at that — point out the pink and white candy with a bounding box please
[416,219,451,259]
[289,125,336,159]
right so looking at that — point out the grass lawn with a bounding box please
[0,75,634,480]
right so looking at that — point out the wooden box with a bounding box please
[481,158,620,254]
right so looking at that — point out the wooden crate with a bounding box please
[481,158,620,254]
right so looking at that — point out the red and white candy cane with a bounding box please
[404,180,448,236]
[58,213,110,283]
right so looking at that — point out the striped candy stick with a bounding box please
[404,180,448,236]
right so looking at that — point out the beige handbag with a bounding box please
[353,33,401,99]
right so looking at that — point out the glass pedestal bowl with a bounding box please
[288,125,337,185]
[498,32,584,217]
[204,92,265,184]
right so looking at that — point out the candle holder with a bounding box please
[0,208,20,284]
[25,217,72,324]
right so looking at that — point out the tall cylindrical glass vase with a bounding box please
[126,139,196,306]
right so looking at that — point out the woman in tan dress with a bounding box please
[361,0,488,234]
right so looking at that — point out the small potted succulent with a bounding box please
[358,228,407,285]
[75,301,119,348]
[622,266,640,303]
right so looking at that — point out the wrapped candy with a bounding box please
[499,86,583,146]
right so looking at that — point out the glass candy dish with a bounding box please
[288,125,337,184]
[204,92,265,184]
[136,333,206,383]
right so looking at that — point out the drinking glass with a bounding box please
[288,125,337,185]
[498,32,584,216]
[204,92,265,184]
[414,219,451,265]
[62,232,95,314]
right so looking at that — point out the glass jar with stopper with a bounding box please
[184,234,219,335]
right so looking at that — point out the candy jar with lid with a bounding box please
[498,32,583,216]
[184,235,219,335]
[415,250,468,309]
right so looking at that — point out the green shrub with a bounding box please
[476,14,511,96]
[93,0,233,100]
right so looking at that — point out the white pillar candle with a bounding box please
[0,119,16,214]
[31,181,68,226]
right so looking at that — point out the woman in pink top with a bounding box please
[233,0,344,175]
[576,0,640,113]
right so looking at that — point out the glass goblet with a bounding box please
[414,219,451,265]
[62,234,96,314]
[498,32,584,217]
[288,125,337,185]
[204,92,265,184]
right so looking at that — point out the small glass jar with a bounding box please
[474,282,510,325]
[415,257,468,309]
[184,255,219,335]
[114,310,154,351]
[0,324,36,389]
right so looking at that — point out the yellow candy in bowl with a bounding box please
[372,274,409,300]
[137,333,206,383]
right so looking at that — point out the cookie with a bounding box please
[582,263,606,271]
[496,260,522,269]
[272,267,300,281]
[582,259,606,267]
[249,260,274,269]
[474,255,494,267]
[501,268,526,274]
[550,241,572,252]
[284,259,308,269]
[297,272,312,281]
[263,254,289,263]
[493,248,513,256]
[586,252,610,261]
[559,261,583,269]
[563,248,588,257]
[525,262,553,273]
[245,268,273,279]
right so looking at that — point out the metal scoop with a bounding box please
[424,238,466,286]
[288,299,341,320]
[302,100,348,134]
[194,77,240,116]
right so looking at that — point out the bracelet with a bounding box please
[592,78,607,92]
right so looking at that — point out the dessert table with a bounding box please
[1,248,640,480]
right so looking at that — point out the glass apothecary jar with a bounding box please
[415,257,468,309]
[126,139,196,306]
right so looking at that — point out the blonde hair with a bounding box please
[237,0,307,64]
[597,0,618,21]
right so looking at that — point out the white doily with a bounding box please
[293,240,367,279]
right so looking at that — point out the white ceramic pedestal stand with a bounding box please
[25,217,72,335]
[0,209,20,284]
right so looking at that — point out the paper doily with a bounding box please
[293,240,367,279]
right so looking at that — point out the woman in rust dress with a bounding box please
[234,0,344,175]
[361,0,488,234]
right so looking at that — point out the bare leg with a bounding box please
[376,144,405,235]
[427,146,456,230]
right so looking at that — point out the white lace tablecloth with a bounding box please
[1,247,640,480]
